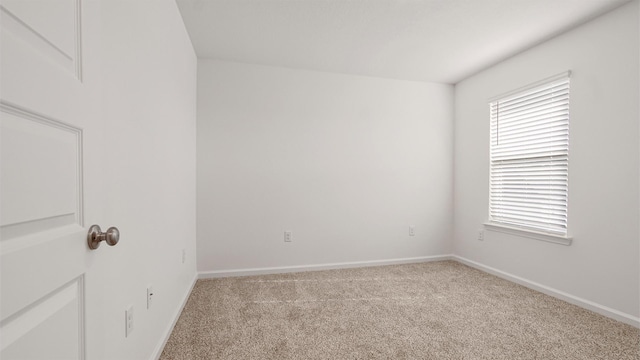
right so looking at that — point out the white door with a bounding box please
[1,1,104,359]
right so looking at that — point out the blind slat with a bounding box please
[490,115,569,134]
[492,98,569,121]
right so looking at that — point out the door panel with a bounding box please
[0,103,87,359]
[0,104,83,235]
[0,0,98,358]
[0,0,81,78]
[1,278,83,360]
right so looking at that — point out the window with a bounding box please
[487,72,571,242]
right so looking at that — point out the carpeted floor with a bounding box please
[160,261,640,359]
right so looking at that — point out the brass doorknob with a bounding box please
[87,225,120,250]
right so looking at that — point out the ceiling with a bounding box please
[176,0,631,84]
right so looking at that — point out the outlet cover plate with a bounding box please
[125,305,134,337]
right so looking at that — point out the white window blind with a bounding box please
[489,73,570,236]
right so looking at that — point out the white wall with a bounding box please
[454,1,639,320]
[98,1,197,359]
[197,60,453,273]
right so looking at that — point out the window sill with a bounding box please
[483,222,572,246]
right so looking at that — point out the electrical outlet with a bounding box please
[478,230,484,241]
[409,226,415,237]
[182,249,186,264]
[284,231,292,242]
[147,286,154,309]
[125,305,134,337]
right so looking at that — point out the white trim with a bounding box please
[452,255,640,328]
[484,222,572,246]
[198,255,453,279]
[150,273,198,360]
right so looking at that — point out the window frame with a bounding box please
[484,71,573,246]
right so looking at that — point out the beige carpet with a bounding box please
[160,261,639,359]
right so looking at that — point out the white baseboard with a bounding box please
[172,254,638,344]
[151,272,198,360]
[452,255,640,328]
[198,255,454,279]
